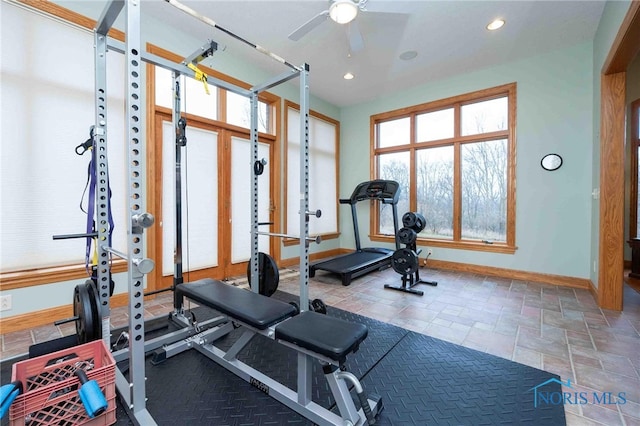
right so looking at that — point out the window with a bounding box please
[285,103,339,240]
[226,91,270,133]
[154,65,271,134]
[155,67,218,120]
[371,83,516,253]
[1,2,128,278]
[148,47,280,285]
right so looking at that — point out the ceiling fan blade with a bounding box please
[288,10,330,41]
[347,19,365,53]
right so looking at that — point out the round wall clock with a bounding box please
[541,153,563,171]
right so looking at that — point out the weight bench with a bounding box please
[156,279,383,425]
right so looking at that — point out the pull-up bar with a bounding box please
[164,0,302,72]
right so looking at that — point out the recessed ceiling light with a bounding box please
[487,18,505,31]
[343,72,355,80]
[399,50,418,61]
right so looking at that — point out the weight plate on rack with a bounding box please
[402,212,426,233]
[73,281,101,344]
[246,252,279,297]
[397,227,417,245]
[391,248,419,276]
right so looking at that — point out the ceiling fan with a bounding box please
[288,0,378,54]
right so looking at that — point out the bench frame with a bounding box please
[154,289,382,426]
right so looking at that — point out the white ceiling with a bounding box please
[139,0,606,108]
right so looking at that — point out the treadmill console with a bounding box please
[348,180,400,204]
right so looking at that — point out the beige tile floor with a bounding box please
[2,267,639,425]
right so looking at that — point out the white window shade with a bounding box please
[286,107,338,238]
[161,122,219,275]
[1,3,126,272]
[231,137,271,263]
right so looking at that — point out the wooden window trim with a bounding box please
[370,83,517,252]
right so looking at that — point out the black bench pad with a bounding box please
[275,311,368,362]
[176,279,297,330]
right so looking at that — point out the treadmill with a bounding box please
[309,180,401,286]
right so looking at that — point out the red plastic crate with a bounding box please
[9,340,116,426]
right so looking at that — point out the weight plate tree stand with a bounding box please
[385,211,438,296]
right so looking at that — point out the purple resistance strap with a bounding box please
[85,137,115,274]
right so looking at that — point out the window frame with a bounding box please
[370,83,517,254]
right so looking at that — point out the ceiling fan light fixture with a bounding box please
[329,0,358,25]
[486,18,505,31]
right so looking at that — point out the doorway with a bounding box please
[598,1,640,310]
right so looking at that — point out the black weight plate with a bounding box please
[74,283,93,344]
[413,212,426,233]
[392,248,419,276]
[246,252,279,297]
[85,281,102,342]
[397,227,417,245]
[402,212,426,232]
[402,212,417,228]
[309,298,327,315]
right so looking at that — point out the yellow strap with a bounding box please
[92,238,98,266]
[187,63,210,95]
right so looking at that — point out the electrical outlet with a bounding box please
[0,295,11,311]
[427,248,433,256]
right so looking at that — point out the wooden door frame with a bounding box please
[598,1,640,310]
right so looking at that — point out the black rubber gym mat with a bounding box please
[359,331,566,425]
[1,291,565,426]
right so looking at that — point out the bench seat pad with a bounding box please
[275,311,368,362]
[176,279,297,330]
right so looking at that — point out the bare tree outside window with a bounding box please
[417,146,454,238]
[379,152,409,234]
[461,140,507,241]
[227,91,269,133]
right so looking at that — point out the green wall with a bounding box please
[340,41,595,279]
